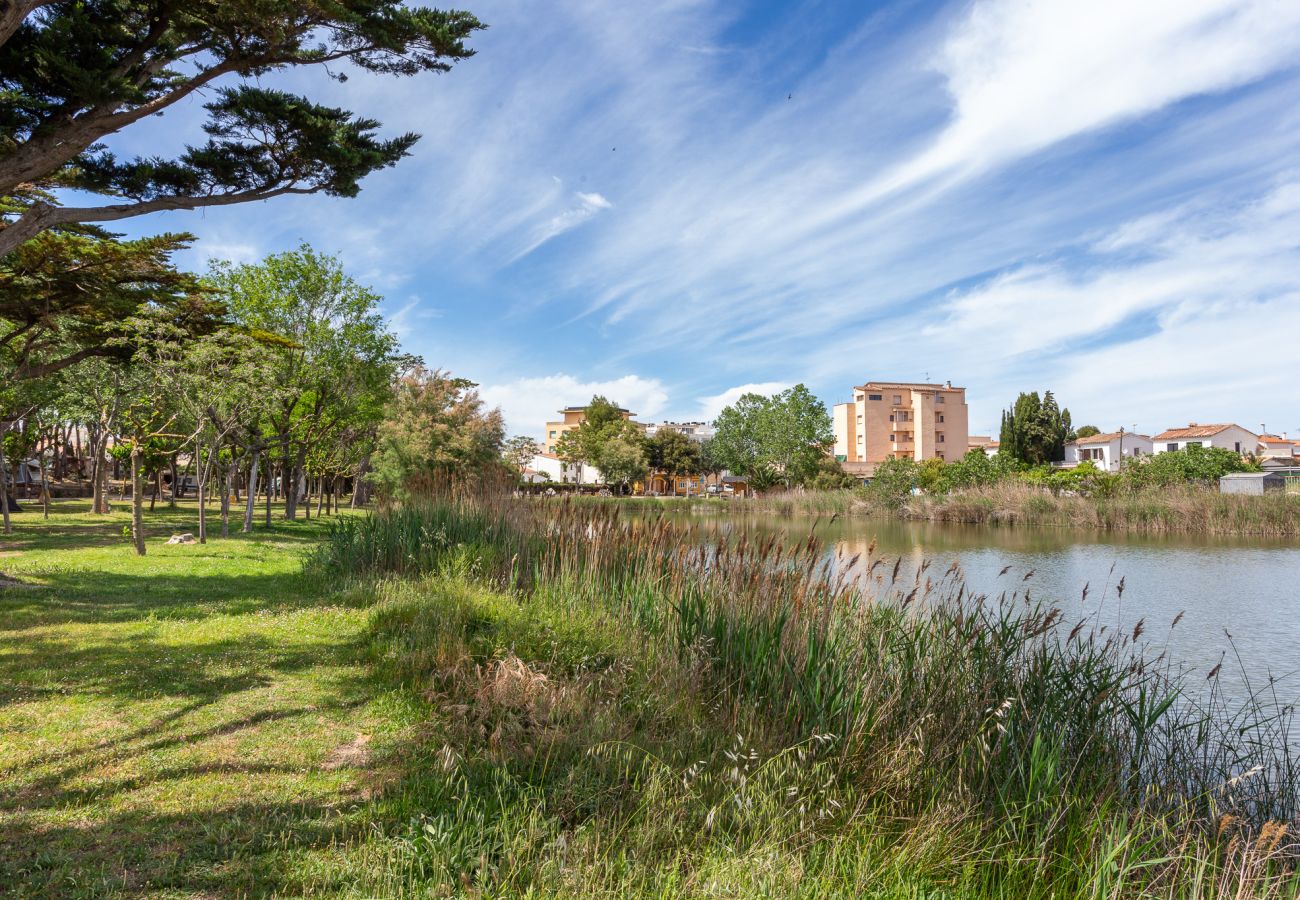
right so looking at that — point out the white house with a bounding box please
[1064,431,1152,471]
[1150,423,1259,455]
[529,452,604,485]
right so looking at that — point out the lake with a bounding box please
[648,506,1300,701]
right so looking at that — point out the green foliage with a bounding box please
[710,384,833,488]
[1121,444,1256,488]
[646,428,703,477]
[863,456,919,507]
[0,231,215,381]
[1000,390,1072,465]
[809,455,858,491]
[554,395,646,488]
[0,1,485,250]
[1073,424,1101,439]
[501,435,542,478]
[594,435,648,491]
[370,367,505,498]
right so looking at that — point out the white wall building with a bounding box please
[1150,423,1259,455]
[644,421,715,442]
[1064,431,1152,471]
[1258,434,1298,459]
[529,452,604,485]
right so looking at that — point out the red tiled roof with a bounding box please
[1070,431,1151,446]
[1150,423,1250,441]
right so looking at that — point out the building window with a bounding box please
[938,433,945,443]
[937,453,944,461]
[1166,443,1178,452]
[937,413,945,423]
[937,395,945,404]
[892,395,902,405]
[868,393,882,401]
[1234,441,1241,453]
[889,434,895,443]
[549,431,557,438]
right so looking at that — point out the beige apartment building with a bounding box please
[833,381,970,471]
[543,405,639,454]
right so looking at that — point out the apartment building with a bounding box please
[644,421,716,442]
[543,405,639,454]
[833,381,970,470]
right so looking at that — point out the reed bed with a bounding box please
[670,482,1300,535]
[311,496,1300,896]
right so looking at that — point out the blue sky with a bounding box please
[110,0,1300,440]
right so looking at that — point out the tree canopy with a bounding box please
[710,384,833,489]
[999,390,1072,465]
[0,1,484,254]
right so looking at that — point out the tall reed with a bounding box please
[310,495,1300,893]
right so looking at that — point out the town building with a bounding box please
[833,381,970,472]
[543,405,640,454]
[1063,430,1152,471]
[1257,434,1297,459]
[968,435,1000,458]
[644,421,716,442]
[1150,423,1259,455]
[528,451,604,485]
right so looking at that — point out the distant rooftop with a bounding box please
[556,405,634,414]
[856,381,965,392]
[1151,423,1253,441]
[1069,431,1151,446]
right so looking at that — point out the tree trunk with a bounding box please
[131,449,145,556]
[243,449,260,534]
[314,478,323,518]
[0,446,12,537]
[221,458,236,538]
[265,464,273,527]
[196,440,208,545]
[351,455,371,508]
[91,434,111,514]
[150,468,160,512]
[168,456,178,507]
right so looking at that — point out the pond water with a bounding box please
[647,507,1300,701]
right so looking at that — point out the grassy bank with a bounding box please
[652,483,1300,536]
[308,497,1300,897]
[6,497,1297,895]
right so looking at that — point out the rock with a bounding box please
[165,533,197,545]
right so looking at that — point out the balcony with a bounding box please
[889,417,913,430]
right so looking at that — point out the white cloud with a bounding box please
[511,190,614,262]
[480,373,669,438]
[694,382,791,423]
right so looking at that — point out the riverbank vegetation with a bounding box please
[303,495,1300,896]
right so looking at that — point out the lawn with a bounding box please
[0,500,393,897]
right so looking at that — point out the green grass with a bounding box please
[0,500,391,897]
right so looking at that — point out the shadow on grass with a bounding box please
[0,568,343,631]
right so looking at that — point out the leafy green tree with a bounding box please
[554,396,643,481]
[502,435,542,479]
[370,367,505,498]
[646,429,702,494]
[210,245,403,519]
[595,436,648,494]
[810,455,857,490]
[999,390,1072,465]
[1074,425,1101,439]
[710,384,833,489]
[863,457,919,508]
[0,2,483,254]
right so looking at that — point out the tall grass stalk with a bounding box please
[311,495,1299,895]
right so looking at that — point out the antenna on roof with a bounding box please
[923,371,930,382]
